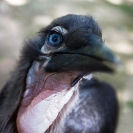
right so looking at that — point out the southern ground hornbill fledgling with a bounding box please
[0,14,121,133]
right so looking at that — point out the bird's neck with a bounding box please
[17,61,80,133]
[45,88,79,133]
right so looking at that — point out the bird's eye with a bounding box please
[48,32,63,46]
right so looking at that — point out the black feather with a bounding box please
[65,78,118,133]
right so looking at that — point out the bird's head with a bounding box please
[40,14,120,74]
[17,14,121,133]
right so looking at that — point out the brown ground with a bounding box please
[0,0,133,132]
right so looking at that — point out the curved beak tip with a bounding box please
[105,59,123,73]
[112,55,124,72]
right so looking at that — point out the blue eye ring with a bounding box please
[48,32,63,46]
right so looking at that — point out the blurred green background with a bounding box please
[0,0,133,132]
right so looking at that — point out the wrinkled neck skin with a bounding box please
[16,61,80,133]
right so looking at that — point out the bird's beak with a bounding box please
[45,34,122,74]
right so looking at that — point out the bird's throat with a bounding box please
[16,61,80,133]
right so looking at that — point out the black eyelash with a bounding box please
[38,29,63,35]
[38,29,52,34]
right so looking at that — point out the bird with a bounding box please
[0,14,120,133]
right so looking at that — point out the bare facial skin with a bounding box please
[16,59,80,133]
